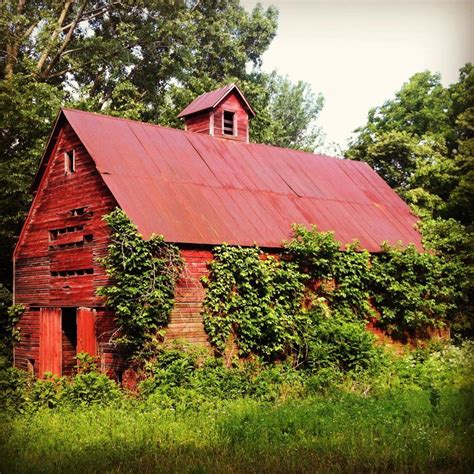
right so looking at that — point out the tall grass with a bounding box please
[1,386,472,473]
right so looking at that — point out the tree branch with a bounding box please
[42,0,90,77]
[58,1,122,31]
[4,0,28,80]
[36,1,73,74]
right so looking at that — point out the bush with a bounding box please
[29,373,67,410]
[62,372,122,407]
[370,243,459,333]
[301,306,383,373]
[2,355,123,413]
[0,367,32,414]
[139,341,204,395]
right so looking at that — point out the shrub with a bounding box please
[139,340,205,395]
[370,243,459,333]
[0,366,32,414]
[62,372,122,407]
[30,373,67,410]
[27,356,122,410]
[301,306,382,373]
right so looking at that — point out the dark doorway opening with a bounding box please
[62,307,77,376]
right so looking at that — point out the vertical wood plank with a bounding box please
[77,307,96,356]
[39,307,62,376]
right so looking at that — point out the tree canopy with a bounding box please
[347,64,474,227]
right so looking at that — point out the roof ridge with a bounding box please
[61,107,350,164]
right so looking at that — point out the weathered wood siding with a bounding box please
[183,91,250,142]
[166,249,212,346]
[14,124,117,375]
[14,122,213,377]
[185,112,211,135]
[213,92,249,142]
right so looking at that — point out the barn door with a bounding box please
[77,307,96,356]
[39,307,62,376]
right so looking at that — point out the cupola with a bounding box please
[177,83,255,143]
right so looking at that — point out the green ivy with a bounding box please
[0,304,24,368]
[284,225,374,319]
[370,243,459,334]
[202,225,460,364]
[202,245,306,359]
[97,209,183,353]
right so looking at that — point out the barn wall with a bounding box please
[13,123,214,375]
[89,250,212,382]
[166,249,212,346]
[14,123,117,375]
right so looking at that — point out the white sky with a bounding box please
[242,0,473,151]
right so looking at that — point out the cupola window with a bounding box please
[223,111,235,136]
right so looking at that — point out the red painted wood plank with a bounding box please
[77,307,96,356]
[39,307,62,376]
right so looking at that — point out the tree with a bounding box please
[248,73,324,151]
[347,65,473,225]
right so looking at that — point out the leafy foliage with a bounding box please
[202,245,306,358]
[370,243,460,334]
[347,64,473,336]
[285,225,374,319]
[97,209,183,353]
[294,304,382,373]
[248,73,325,151]
[202,226,461,363]
[62,371,122,408]
[0,76,63,301]
[0,366,32,414]
[0,303,23,367]
[346,65,473,225]
[418,218,473,337]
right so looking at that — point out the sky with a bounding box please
[242,0,473,151]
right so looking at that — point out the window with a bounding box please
[50,268,93,277]
[223,111,235,136]
[49,225,84,241]
[65,150,75,174]
[71,207,86,216]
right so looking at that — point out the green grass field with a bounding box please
[1,386,472,473]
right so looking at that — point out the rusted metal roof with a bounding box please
[177,83,256,118]
[57,108,421,252]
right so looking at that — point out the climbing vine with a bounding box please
[370,242,459,334]
[97,209,183,353]
[284,225,374,320]
[96,210,458,364]
[202,245,306,358]
[202,225,459,363]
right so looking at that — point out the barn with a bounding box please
[13,84,422,378]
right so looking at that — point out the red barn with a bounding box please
[13,84,422,378]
